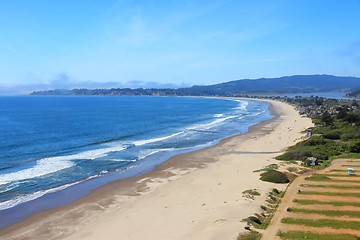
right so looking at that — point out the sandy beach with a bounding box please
[0,99,313,240]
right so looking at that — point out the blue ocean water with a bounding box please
[0,96,271,213]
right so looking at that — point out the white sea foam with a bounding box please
[108,159,137,162]
[136,148,176,160]
[214,113,224,118]
[0,145,127,186]
[0,173,106,210]
[0,158,75,186]
[0,181,79,210]
[235,100,249,110]
[186,116,237,131]
[132,132,184,146]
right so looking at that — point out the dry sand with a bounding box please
[0,99,313,240]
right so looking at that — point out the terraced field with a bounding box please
[262,159,360,240]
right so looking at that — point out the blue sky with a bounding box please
[0,0,360,94]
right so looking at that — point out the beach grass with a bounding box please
[290,208,360,218]
[245,188,283,230]
[242,189,260,196]
[277,231,360,240]
[253,164,278,173]
[281,218,360,230]
[286,167,298,173]
[237,231,262,240]
[293,199,360,207]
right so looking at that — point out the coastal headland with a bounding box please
[0,99,313,240]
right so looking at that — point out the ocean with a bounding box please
[0,96,271,227]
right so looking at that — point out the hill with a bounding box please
[347,88,360,98]
[31,75,360,96]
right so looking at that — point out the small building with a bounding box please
[304,157,318,166]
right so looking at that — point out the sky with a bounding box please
[0,0,360,94]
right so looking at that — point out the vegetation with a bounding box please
[276,97,360,165]
[248,216,262,225]
[286,167,298,172]
[278,231,360,240]
[290,208,360,218]
[305,174,360,182]
[244,188,283,230]
[242,189,261,200]
[260,170,290,183]
[298,191,360,197]
[300,184,360,189]
[282,218,360,230]
[347,88,360,98]
[237,231,262,240]
[308,173,358,177]
[253,164,278,172]
[293,199,360,207]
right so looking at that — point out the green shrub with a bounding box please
[242,189,260,196]
[349,140,360,153]
[248,216,262,225]
[237,231,262,240]
[260,170,290,183]
[323,130,341,140]
[272,188,280,194]
[276,150,312,161]
[303,136,327,146]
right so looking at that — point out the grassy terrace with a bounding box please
[281,218,360,230]
[278,231,360,240]
[300,184,360,189]
[290,208,360,218]
[298,191,360,197]
[294,199,360,207]
[305,174,360,182]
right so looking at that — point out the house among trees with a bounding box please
[304,157,318,166]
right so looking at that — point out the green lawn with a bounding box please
[237,231,262,240]
[278,231,360,240]
[294,199,360,207]
[305,174,360,182]
[291,208,360,218]
[300,184,360,189]
[282,218,360,230]
[299,191,360,198]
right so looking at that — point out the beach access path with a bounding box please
[0,99,313,240]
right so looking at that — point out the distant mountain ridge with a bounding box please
[31,74,360,96]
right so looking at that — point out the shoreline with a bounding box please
[0,97,270,229]
[0,99,313,239]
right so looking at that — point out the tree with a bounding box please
[321,111,333,126]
